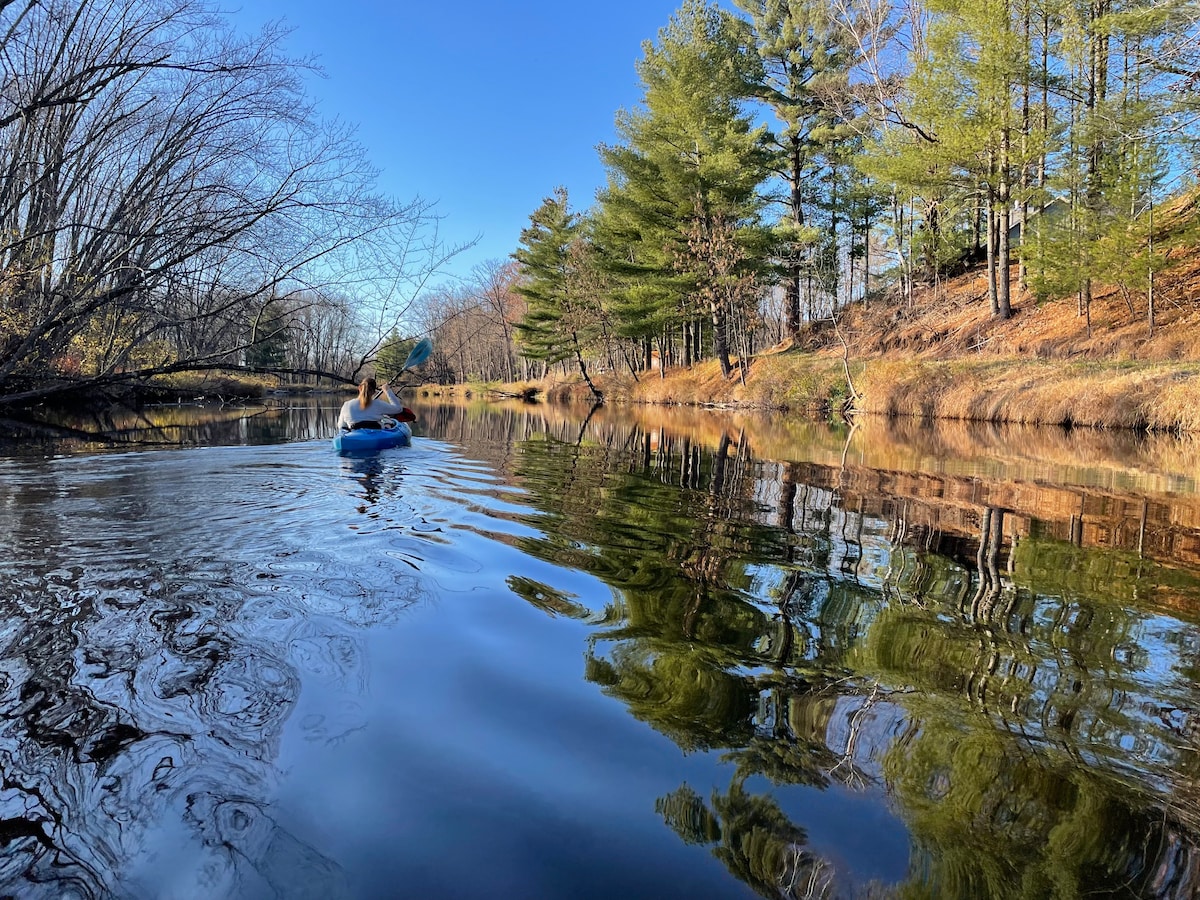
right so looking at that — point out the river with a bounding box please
[0,396,1198,898]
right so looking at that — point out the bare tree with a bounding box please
[413,259,537,385]
[473,259,523,383]
[0,0,458,404]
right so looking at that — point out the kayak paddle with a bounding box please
[376,337,433,395]
[397,337,433,375]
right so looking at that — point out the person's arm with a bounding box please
[336,401,352,430]
[377,383,405,412]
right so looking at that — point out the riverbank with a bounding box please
[416,354,1199,433]
[418,253,1200,433]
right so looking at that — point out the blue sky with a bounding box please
[228,1,695,285]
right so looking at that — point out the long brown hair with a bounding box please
[357,377,377,409]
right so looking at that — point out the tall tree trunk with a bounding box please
[785,135,804,337]
[998,116,1013,319]
[863,209,871,307]
[1148,195,1155,336]
[1082,0,1109,334]
[711,302,731,378]
[996,0,1013,322]
[1035,7,1049,296]
[1019,0,1031,291]
[986,184,999,315]
[974,189,984,258]
[829,160,840,311]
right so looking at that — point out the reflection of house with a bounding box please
[1007,197,1070,246]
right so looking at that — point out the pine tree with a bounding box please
[375,330,415,380]
[862,0,1038,318]
[1025,0,1185,335]
[595,0,773,377]
[734,0,864,334]
[513,188,605,401]
[245,299,289,370]
[593,142,692,370]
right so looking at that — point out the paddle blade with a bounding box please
[401,337,433,372]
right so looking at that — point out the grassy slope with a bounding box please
[432,260,1200,429]
[828,245,1200,431]
[589,195,1200,430]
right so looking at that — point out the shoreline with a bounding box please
[413,351,1200,435]
[6,351,1196,436]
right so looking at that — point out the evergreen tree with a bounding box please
[861,0,1040,318]
[841,138,889,305]
[1025,0,1185,334]
[375,329,415,380]
[595,0,773,377]
[861,0,1192,332]
[512,188,605,401]
[734,0,865,334]
[593,143,691,370]
[245,299,289,370]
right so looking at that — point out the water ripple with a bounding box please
[0,441,438,897]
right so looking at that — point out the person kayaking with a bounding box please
[337,377,416,431]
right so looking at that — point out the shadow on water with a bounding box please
[1,396,1200,897]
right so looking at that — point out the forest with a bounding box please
[0,0,1196,407]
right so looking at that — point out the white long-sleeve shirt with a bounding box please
[337,385,407,430]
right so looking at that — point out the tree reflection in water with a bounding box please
[658,780,839,900]
[440,401,1200,899]
[3,399,1200,897]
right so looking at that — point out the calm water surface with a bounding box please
[1,398,1199,898]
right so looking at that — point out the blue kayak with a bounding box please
[333,422,412,453]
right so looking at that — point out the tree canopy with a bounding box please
[8,0,1198,401]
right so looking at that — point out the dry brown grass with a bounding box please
[151,371,269,397]
[412,379,543,401]
[774,230,1200,430]
[432,342,1200,432]
[505,353,852,412]
[838,244,1200,364]
[739,352,849,410]
[854,357,1200,431]
[612,359,730,405]
[418,227,1200,431]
